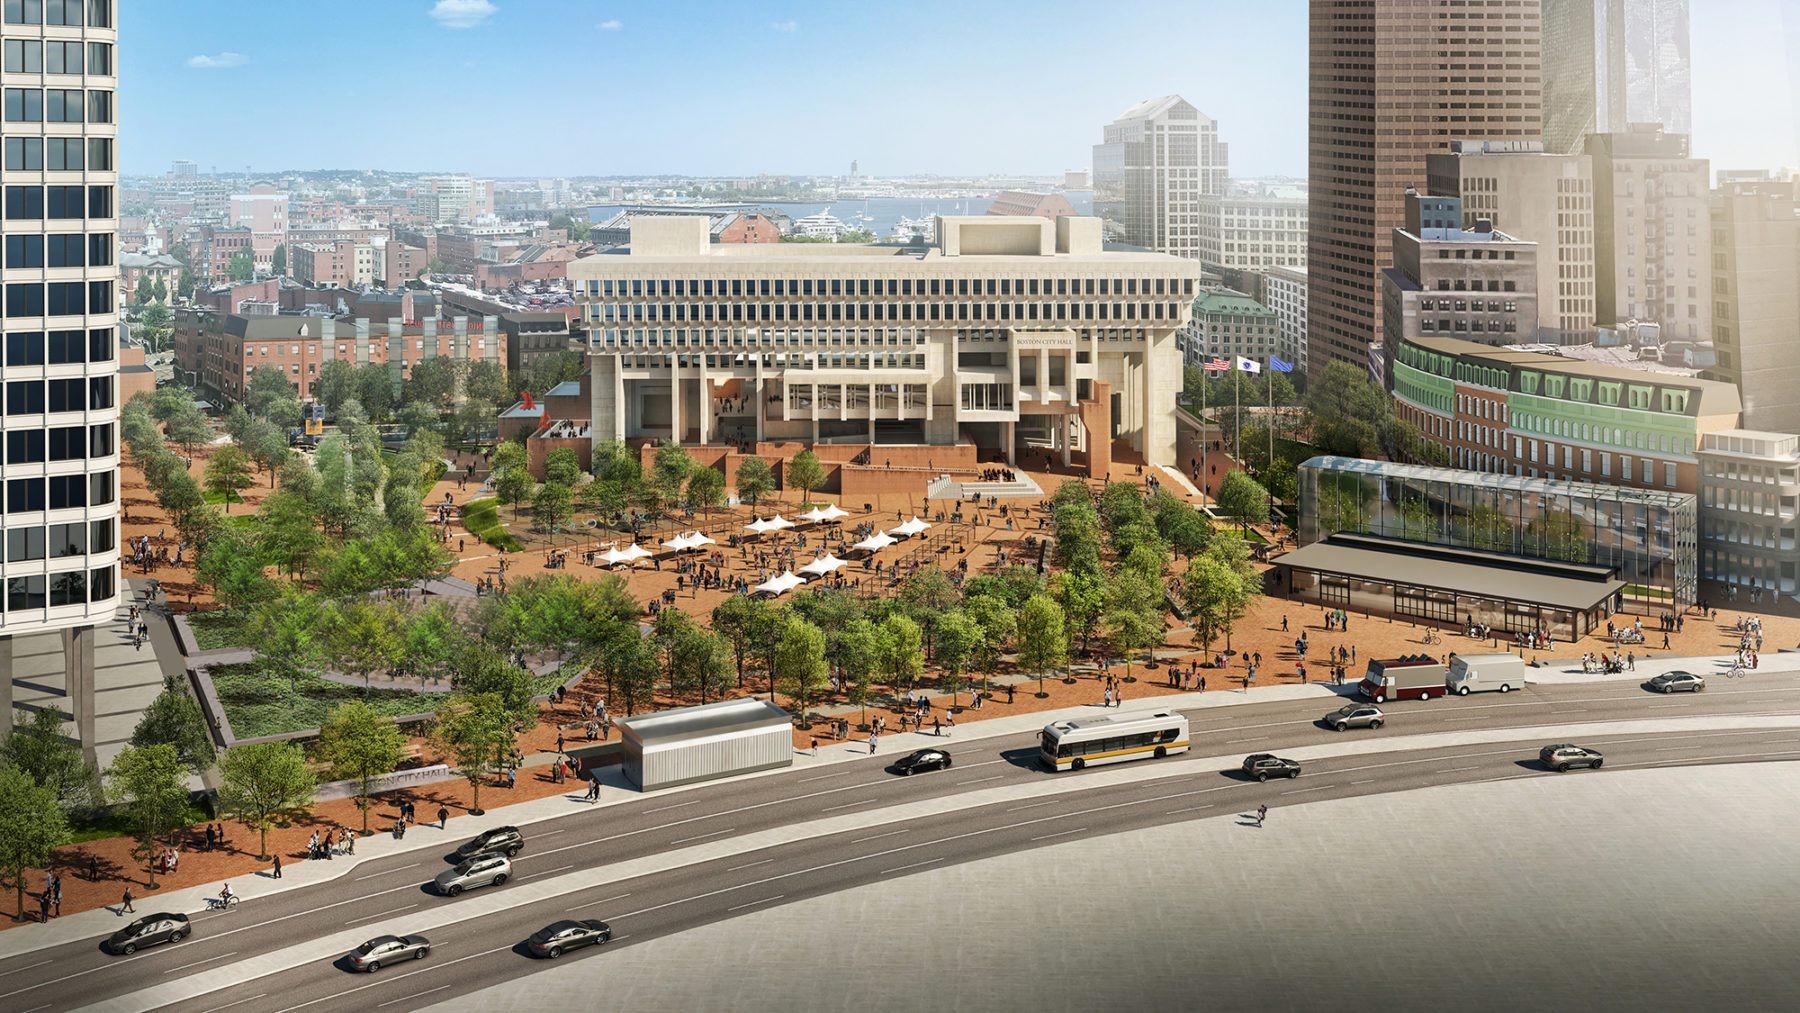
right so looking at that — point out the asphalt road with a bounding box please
[9,673,1800,1013]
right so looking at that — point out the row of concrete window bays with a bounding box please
[586,299,1187,328]
[619,367,1097,418]
[581,275,1195,301]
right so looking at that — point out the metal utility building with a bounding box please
[615,697,793,791]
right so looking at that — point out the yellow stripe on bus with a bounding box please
[1040,741,1190,765]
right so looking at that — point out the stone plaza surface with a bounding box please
[426,762,1800,1013]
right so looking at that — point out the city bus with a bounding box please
[1039,710,1190,771]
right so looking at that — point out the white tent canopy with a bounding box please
[888,515,932,538]
[684,531,717,547]
[797,554,847,579]
[799,504,850,524]
[751,571,805,597]
[661,534,694,551]
[597,547,630,567]
[850,532,898,554]
[619,543,653,563]
[745,515,796,535]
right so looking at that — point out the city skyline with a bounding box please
[125,0,1800,181]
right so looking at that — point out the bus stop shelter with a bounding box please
[615,697,794,791]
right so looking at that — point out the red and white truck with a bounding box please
[1357,654,1447,702]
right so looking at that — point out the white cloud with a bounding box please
[186,52,249,68]
[771,20,798,32]
[429,0,497,29]
[597,19,622,31]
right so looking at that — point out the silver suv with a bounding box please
[1323,703,1385,731]
[433,854,513,896]
[1539,743,1603,772]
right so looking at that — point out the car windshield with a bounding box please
[452,862,472,875]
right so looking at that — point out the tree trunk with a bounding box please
[258,824,270,861]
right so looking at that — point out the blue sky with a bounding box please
[126,0,1800,179]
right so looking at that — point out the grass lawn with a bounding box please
[202,489,248,508]
[70,800,214,845]
[461,497,523,552]
[208,661,574,740]
[185,609,255,651]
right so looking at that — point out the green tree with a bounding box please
[877,614,925,699]
[544,447,582,487]
[735,456,774,505]
[1016,594,1069,697]
[0,762,71,921]
[271,243,287,276]
[244,418,290,486]
[216,742,316,860]
[315,360,359,417]
[1151,490,1212,558]
[1104,572,1166,683]
[130,684,217,775]
[494,465,533,515]
[249,591,329,705]
[1052,568,1108,656]
[165,404,215,456]
[203,444,255,511]
[774,619,830,725]
[1052,502,1104,574]
[1525,508,1587,563]
[670,626,734,704]
[227,250,254,281]
[712,595,767,684]
[899,567,960,659]
[256,489,326,579]
[933,610,980,705]
[1184,534,1263,652]
[787,450,826,500]
[964,594,1017,693]
[432,693,516,816]
[104,744,189,890]
[1305,360,1392,458]
[315,702,405,835]
[838,618,882,727]
[1216,470,1270,532]
[533,481,573,531]
[0,706,99,813]
[687,466,725,518]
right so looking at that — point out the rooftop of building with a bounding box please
[1400,335,1742,416]
[1111,94,1201,123]
[1698,430,1800,460]
[1190,288,1274,316]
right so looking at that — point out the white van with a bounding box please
[1446,652,1526,695]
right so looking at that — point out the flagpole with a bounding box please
[1267,361,1274,479]
[1200,362,1208,502]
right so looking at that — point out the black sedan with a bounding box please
[894,748,952,775]
[527,919,612,958]
[106,912,189,955]
[349,934,431,972]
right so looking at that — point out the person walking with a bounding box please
[809,735,818,756]
[343,826,356,856]
[120,887,134,915]
[585,776,601,802]
[869,734,878,755]
[438,806,449,830]
[272,853,282,879]
[1256,804,1268,827]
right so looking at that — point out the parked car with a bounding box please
[106,913,189,955]
[1241,753,1302,781]
[348,934,430,972]
[1646,671,1705,694]
[453,826,523,861]
[527,919,612,958]
[433,854,513,896]
[894,748,952,775]
[1539,743,1604,772]
[1323,703,1385,731]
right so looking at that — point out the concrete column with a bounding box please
[669,354,681,444]
[1062,413,1074,467]
[754,374,765,443]
[0,635,12,740]
[1038,348,1049,402]
[612,359,626,439]
[62,626,95,768]
[1004,420,1016,466]
[698,368,711,447]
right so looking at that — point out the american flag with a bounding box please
[1203,356,1229,372]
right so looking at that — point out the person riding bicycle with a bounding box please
[218,882,236,906]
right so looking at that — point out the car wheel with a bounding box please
[1256,771,1269,782]
[1368,719,1383,730]
[1333,723,1347,732]
[548,946,562,959]
[506,846,521,857]
[1289,769,1300,779]
[943,757,952,769]
[492,874,507,887]
[122,943,137,955]
[1458,686,1470,696]
[171,929,187,943]
[1696,683,1705,692]
[445,885,463,897]
[1555,764,1569,773]
[1071,758,1085,771]
[902,766,912,776]
[1591,758,1603,769]
[415,948,428,960]
[366,961,380,972]
[1663,685,1673,693]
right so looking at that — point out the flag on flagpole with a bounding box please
[1234,356,1262,375]
[1269,356,1294,372]
[1203,356,1229,372]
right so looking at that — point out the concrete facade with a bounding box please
[1307,0,1544,379]
[565,215,1205,468]
[1699,179,1800,436]
[1427,140,1599,344]
[1178,288,1278,369]
[1092,95,1225,259]
[1381,190,1540,357]
[1586,125,1711,343]
[1697,429,1800,596]
[1263,265,1308,378]
[1199,191,1306,271]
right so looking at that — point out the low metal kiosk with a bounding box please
[615,697,793,791]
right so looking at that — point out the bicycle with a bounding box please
[1421,630,1441,645]
[1727,664,1746,679]
[209,893,239,911]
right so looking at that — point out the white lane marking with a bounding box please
[1005,800,1058,812]
[197,995,266,1013]
[725,895,784,913]
[821,799,877,812]
[355,863,421,881]
[953,758,1008,770]
[1350,779,1376,785]
[567,892,630,913]
[1030,828,1087,842]
[268,943,511,1013]
[535,830,565,838]
[668,829,734,846]
[1436,766,1481,774]
[346,903,417,927]
[1225,737,1267,744]
[727,859,774,872]
[0,960,52,979]
[377,985,451,1008]
[524,864,575,880]
[1281,785,1332,795]
[1166,805,1214,815]
[643,800,703,814]
[161,951,238,975]
[880,858,943,875]
[798,772,848,782]
[956,776,1004,786]
[850,830,909,844]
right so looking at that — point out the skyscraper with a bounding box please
[1542,0,1691,155]
[1092,95,1226,258]
[1306,0,1544,379]
[0,0,122,756]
